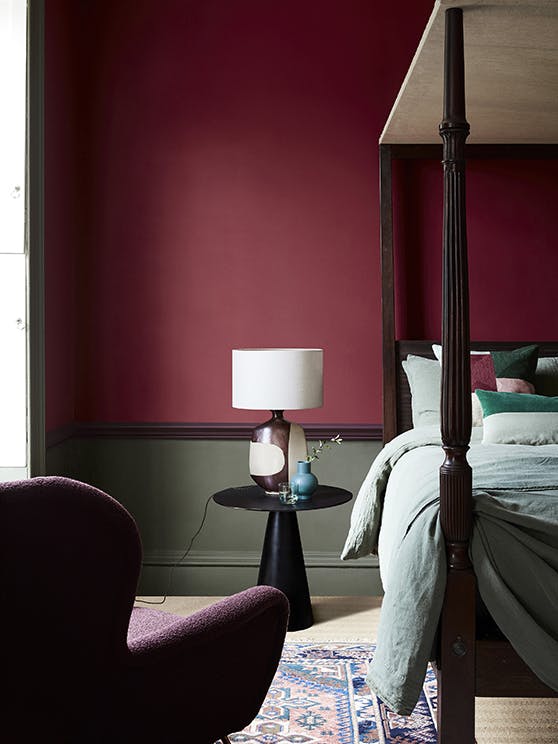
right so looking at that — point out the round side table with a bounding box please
[212,484,352,631]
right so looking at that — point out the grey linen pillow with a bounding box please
[535,357,558,397]
[402,355,441,427]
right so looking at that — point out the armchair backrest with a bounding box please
[0,477,142,716]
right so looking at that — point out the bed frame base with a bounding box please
[476,641,558,698]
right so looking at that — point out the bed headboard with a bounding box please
[393,340,558,441]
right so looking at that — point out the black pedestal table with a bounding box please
[212,485,352,631]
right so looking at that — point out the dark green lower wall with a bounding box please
[46,437,383,596]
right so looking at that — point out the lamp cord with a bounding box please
[135,493,214,606]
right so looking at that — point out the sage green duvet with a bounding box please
[341,425,558,715]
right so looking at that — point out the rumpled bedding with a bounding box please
[341,425,558,715]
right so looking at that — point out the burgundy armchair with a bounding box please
[0,477,289,743]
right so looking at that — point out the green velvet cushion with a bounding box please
[476,389,558,445]
[490,344,539,385]
[476,389,558,416]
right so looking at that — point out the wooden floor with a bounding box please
[139,595,558,744]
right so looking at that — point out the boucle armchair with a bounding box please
[0,477,289,743]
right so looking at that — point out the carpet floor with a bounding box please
[140,596,558,743]
[231,642,437,743]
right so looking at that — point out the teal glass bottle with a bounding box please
[290,460,318,500]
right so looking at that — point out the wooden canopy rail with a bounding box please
[380,8,558,743]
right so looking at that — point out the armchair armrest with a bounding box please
[116,586,289,744]
[127,585,288,662]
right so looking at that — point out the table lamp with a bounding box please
[232,348,323,494]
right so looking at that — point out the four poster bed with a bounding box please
[343,1,558,742]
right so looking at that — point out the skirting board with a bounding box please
[139,550,382,597]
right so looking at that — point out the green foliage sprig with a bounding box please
[306,434,343,463]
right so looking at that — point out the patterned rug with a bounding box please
[233,642,437,743]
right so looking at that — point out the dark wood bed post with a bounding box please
[380,144,397,445]
[436,8,476,744]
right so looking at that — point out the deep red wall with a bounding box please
[69,0,433,425]
[46,0,557,431]
[394,158,558,341]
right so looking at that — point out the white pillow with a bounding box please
[471,393,484,427]
[432,344,487,362]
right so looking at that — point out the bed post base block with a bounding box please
[435,551,476,744]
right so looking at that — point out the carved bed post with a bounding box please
[437,8,476,743]
[380,144,397,445]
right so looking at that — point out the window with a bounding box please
[0,0,29,478]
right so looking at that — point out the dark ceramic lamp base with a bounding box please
[248,411,307,494]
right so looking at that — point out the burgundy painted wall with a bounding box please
[394,158,558,341]
[70,0,433,426]
[45,0,557,432]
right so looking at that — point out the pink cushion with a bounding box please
[496,378,535,394]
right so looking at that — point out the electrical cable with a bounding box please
[135,493,214,606]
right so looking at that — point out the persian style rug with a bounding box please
[232,642,437,744]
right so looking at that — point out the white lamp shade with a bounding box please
[232,348,323,410]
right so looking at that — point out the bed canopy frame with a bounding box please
[379,2,558,741]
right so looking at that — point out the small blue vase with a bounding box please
[290,460,318,500]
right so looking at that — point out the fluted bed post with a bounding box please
[437,8,476,743]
